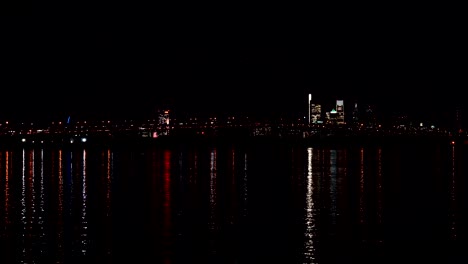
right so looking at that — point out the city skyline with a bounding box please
[1,8,465,122]
[0,93,464,131]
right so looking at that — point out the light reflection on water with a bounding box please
[162,149,172,262]
[0,142,466,263]
[329,149,338,231]
[3,151,11,226]
[20,149,29,263]
[449,144,457,240]
[376,147,383,243]
[359,148,365,226]
[303,147,317,263]
[57,149,64,263]
[38,149,46,257]
[208,148,218,256]
[105,149,113,258]
[80,149,88,256]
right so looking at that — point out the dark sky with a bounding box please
[1,5,466,122]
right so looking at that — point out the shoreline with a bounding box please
[0,134,463,150]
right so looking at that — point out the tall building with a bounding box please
[308,93,322,124]
[158,110,170,136]
[352,103,359,125]
[158,110,170,126]
[311,103,322,124]
[364,105,377,127]
[328,109,337,124]
[336,100,345,124]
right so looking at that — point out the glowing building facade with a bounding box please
[158,110,170,136]
[352,103,359,124]
[308,93,322,124]
[336,100,345,124]
[311,104,322,124]
[159,110,170,125]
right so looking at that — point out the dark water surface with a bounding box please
[0,140,467,263]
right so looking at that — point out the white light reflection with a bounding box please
[209,148,218,254]
[80,149,88,256]
[106,149,113,217]
[57,150,64,262]
[359,148,365,225]
[38,149,46,255]
[329,150,337,228]
[30,149,35,228]
[304,147,317,263]
[376,147,383,243]
[449,144,457,240]
[4,151,10,225]
[162,149,172,262]
[105,149,113,257]
[242,152,248,217]
[228,148,237,225]
[20,149,30,263]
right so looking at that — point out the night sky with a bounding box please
[1,5,466,122]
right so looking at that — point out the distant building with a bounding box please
[336,100,345,124]
[363,105,377,127]
[307,93,322,124]
[158,110,170,136]
[352,103,359,125]
[329,109,338,124]
[311,104,322,124]
[158,110,170,126]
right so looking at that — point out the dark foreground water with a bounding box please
[0,140,467,263]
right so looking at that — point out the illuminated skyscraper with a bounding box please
[158,110,170,126]
[352,103,359,124]
[364,105,377,127]
[311,103,322,124]
[308,93,321,124]
[328,109,337,124]
[158,110,170,136]
[336,100,344,124]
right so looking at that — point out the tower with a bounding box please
[158,109,170,136]
[336,100,344,124]
[352,102,359,124]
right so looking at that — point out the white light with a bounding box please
[81,137,87,143]
[308,94,312,101]
[21,138,26,142]
[70,138,74,144]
